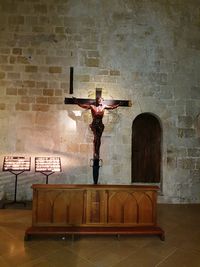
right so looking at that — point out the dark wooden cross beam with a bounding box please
[64,88,132,107]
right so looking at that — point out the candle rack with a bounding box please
[35,157,61,184]
[2,156,31,208]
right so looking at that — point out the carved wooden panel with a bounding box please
[33,189,85,226]
[108,191,138,224]
[86,190,107,224]
[107,190,155,225]
[32,185,157,227]
[26,185,164,240]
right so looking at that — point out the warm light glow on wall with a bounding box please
[73,110,82,117]
[67,117,77,131]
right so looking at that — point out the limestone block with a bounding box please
[23,80,36,87]
[43,89,54,96]
[186,100,200,116]
[77,75,90,82]
[85,58,99,68]
[49,66,62,73]
[178,128,196,138]
[15,103,30,111]
[32,104,49,112]
[0,72,5,79]
[36,81,48,88]
[110,70,120,76]
[32,26,45,33]
[48,97,63,104]
[67,143,80,153]
[25,65,38,73]
[21,96,35,104]
[190,170,200,182]
[167,157,177,169]
[195,159,200,169]
[191,86,200,99]
[18,89,27,96]
[12,48,22,55]
[80,143,90,153]
[46,56,67,65]
[33,4,47,14]
[0,48,10,55]
[0,55,8,64]
[0,103,6,110]
[55,90,63,96]
[177,116,194,128]
[7,72,21,80]
[16,56,30,64]
[6,88,17,95]
[177,158,196,170]
[188,148,200,157]
[29,88,42,96]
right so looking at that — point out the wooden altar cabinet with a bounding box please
[25,184,165,240]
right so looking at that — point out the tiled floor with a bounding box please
[0,204,200,267]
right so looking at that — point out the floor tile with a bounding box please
[157,248,200,267]
[0,204,200,267]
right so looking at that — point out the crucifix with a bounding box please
[64,88,131,184]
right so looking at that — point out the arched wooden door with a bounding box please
[132,113,161,183]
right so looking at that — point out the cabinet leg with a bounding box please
[116,234,120,240]
[24,234,30,241]
[160,233,165,241]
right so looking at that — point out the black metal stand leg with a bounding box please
[40,172,54,184]
[2,172,26,209]
[14,173,17,202]
[46,175,49,184]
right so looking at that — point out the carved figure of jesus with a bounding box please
[74,97,119,159]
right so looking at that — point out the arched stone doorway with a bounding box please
[132,113,162,183]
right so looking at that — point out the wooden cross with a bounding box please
[64,88,131,184]
[64,88,131,107]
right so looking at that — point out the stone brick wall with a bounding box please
[0,0,200,203]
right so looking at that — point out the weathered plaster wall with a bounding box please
[0,0,200,203]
